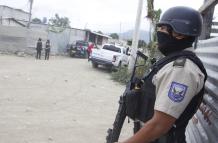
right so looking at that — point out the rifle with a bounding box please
[106,51,148,143]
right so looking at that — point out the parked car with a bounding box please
[90,44,129,70]
[69,40,89,58]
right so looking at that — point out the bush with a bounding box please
[111,59,150,84]
[111,67,131,84]
[111,41,160,84]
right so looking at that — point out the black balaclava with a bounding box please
[157,30,195,56]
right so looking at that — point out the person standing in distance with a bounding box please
[36,38,42,59]
[87,42,94,61]
[45,40,51,60]
[118,6,207,143]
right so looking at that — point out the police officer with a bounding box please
[36,38,42,59]
[119,6,207,143]
[45,39,51,60]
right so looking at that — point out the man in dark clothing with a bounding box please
[36,38,42,59]
[45,40,51,60]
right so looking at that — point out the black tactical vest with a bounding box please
[136,51,207,143]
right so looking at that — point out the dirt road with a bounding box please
[0,55,133,143]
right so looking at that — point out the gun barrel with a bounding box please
[137,51,148,61]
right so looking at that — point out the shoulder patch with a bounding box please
[168,82,188,102]
[173,58,186,67]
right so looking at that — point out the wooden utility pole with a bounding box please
[128,0,143,72]
[27,0,33,28]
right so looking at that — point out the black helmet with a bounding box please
[157,6,203,37]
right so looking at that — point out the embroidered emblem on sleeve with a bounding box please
[168,82,188,102]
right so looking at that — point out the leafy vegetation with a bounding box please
[48,14,71,33]
[111,67,131,84]
[32,18,42,24]
[97,31,103,34]
[32,17,47,24]
[49,14,70,28]
[111,42,159,84]
[111,0,162,84]
[110,33,119,39]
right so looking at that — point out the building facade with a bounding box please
[0,5,29,26]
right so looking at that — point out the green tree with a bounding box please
[110,33,119,39]
[97,31,103,34]
[147,0,161,24]
[32,18,42,24]
[146,0,162,42]
[49,14,70,27]
[146,0,154,21]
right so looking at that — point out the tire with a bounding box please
[92,62,98,68]
[69,50,75,57]
[70,53,75,57]
[107,66,113,72]
[84,51,88,59]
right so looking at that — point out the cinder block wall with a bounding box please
[0,25,47,55]
[0,25,86,56]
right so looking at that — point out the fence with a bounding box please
[186,37,218,143]
[47,28,86,53]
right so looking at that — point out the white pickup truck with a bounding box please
[90,44,129,70]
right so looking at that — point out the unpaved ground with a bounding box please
[0,55,133,143]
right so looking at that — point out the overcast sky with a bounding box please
[0,0,217,33]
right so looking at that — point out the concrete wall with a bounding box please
[0,25,47,55]
[0,25,26,54]
[1,19,20,26]
[0,25,86,55]
[48,29,71,53]
[0,21,109,55]
[26,27,48,48]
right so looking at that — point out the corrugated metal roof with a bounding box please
[90,31,112,39]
